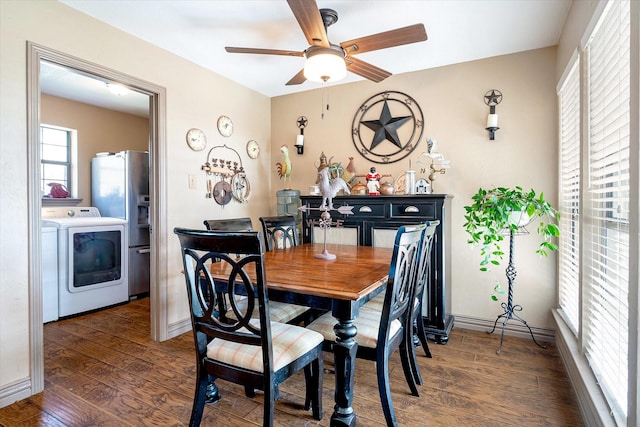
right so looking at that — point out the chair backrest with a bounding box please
[379,224,426,343]
[174,228,273,370]
[412,220,439,316]
[259,215,299,251]
[203,217,253,231]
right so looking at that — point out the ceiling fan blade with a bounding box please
[225,47,304,57]
[287,0,330,47]
[340,24,427,55]
[345,56,391,83]
[286,69,307,86]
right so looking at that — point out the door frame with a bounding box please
[27,42,169,393]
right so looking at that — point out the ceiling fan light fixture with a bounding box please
[303,46,347,83]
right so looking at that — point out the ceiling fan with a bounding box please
[225,0,428,86]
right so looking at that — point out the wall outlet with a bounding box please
[188,174,197,189]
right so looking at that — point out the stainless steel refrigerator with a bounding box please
[91,150,150,297]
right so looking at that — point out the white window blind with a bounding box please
[584,0,630,423]
[557,57,581,334]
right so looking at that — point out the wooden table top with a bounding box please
[211,243,392,302]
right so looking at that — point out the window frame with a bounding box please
[40,123,76,198]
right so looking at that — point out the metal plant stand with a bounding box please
[487,228,547,354]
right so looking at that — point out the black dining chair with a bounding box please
[259,215,322,326]
[360,221,439,393]
[306,224,425,427]
[259,215,299,251]
[405,220,439,386]
[174,228,324,427]
[203,216,310,326]
[203,217,253,231]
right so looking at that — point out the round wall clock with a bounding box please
[217,115,233,137]
[246,140,260,159]
[351,91,424,164]
[186,128,207,151]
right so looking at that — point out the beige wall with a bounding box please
[0,0,272,403]
[272,46,559,331]
[555,0,601,81]
[41,94,149,203]
[1,0,591,408]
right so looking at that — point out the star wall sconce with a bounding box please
[484,89,502,141]
[295,116,307,155]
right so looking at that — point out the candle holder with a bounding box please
[484,89,502,141]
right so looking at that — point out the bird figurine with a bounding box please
[343,156,357,186]
[276,144,292,187]
[318,167,350,210]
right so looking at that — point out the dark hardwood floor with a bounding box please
[0,297,583,426]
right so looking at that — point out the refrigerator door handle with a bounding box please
[136,248,151,254]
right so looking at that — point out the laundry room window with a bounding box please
[40,124,76,196]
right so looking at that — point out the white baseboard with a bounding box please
[167,317,191,339]
[0,377,32,408]
[452,313,556,342]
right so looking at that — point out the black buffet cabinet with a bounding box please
[300,194,454,343]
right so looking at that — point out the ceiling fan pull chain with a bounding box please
[321,83,331,120]
[326,87,330,112]
[321,82,326,119]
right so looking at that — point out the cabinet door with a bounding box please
[369,220,424,247]
[311,225,359,245]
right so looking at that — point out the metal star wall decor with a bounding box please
[352,91,424,164]
[484,89,503,106]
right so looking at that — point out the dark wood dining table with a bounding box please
[212,243,392,427]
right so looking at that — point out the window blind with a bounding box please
[557,57,581,334]
[584,0,630,423]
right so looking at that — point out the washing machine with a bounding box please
[42,207,129,317]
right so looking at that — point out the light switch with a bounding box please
[188,174,197,189]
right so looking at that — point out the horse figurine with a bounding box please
[318,167,350,210]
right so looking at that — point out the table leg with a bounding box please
[330,302,358,427]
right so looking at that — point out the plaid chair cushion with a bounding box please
[363,290,420,314]
[230,296,311,324]
[307,308,402,349]
[207,321,324,372]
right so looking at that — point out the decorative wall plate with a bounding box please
[186,128,207,151]
[231,172,251,203]
[246,140,260,159]
[351,91,424,164]
[217,115,233,137]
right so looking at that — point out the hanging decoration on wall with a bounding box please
[201,144,251,205]
[351,91,424,164]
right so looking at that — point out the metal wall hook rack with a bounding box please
[201,144,245,176]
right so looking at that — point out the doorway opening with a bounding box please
[27,42,168,394]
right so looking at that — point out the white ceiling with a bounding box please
[43,0,572,115]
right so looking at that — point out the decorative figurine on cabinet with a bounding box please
[318,167,350,210]
[366,167,381,195]
[276,144,292,189]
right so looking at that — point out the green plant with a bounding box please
[463,186,560,300]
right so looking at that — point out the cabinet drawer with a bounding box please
[346,200,386,218]
[390,201,437,219]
